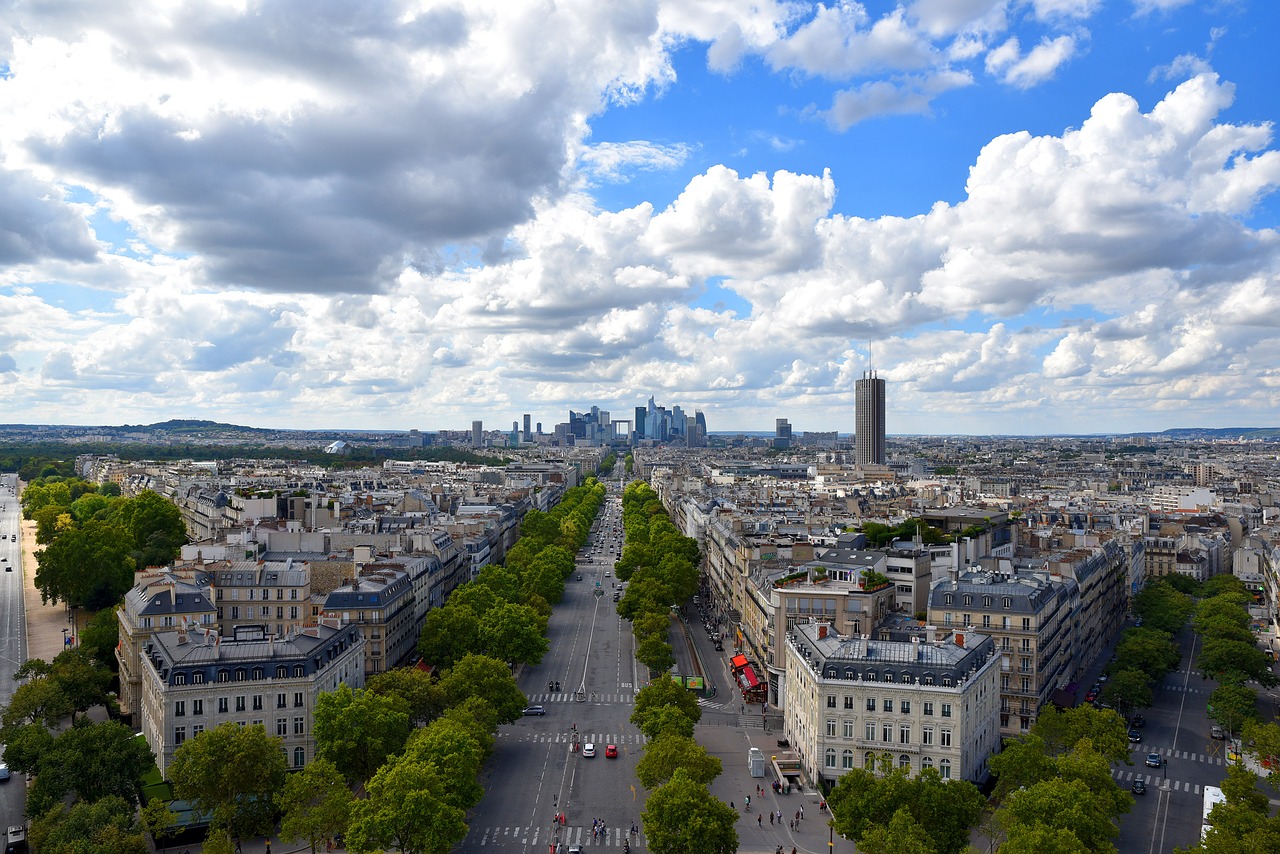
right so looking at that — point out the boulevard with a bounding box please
[0,473,26,831]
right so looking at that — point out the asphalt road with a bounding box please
[0,473,28,828]
[459,496,646,853]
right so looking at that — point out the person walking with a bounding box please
[758,814,763,827]
[769,813,774,825]
[800,804,804,819]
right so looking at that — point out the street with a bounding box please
[0,473,28,829]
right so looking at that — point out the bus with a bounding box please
[1202,785,1226,840]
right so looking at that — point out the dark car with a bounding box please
[1145,753,1162,768]
[1131,779,1146,795]
[1128,729,1142,743]
[1130,714,1145,728]
[523,705,546,716]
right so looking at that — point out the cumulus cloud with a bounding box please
[579,141,694,183]
[823,70,974,129]
[985,34,1078,88]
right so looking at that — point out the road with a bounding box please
[458,496,646,853]
[0,473,27,828]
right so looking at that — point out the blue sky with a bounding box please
[1,1,1278,436]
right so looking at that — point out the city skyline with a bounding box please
[2,2,1278,435]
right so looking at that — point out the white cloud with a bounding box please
[766,5,936,78]
[579,141,694,183]
[985,35,1077,88]
[823,69,974,129]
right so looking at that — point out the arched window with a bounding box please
[217,669,230,683]
[944,593,953,605]
[882,671,894,683]
[865,671,877,682]
[942,676,953,687]
[940,758,951,779]
[173,672,186,685]
[864,751,876,770]
[276,666,288,679]
[293,665,305,678]
[825,748,836,768]
[921,756,933,771]
[825,668,837,678]
[1002,597,1012,609]
[844,668,855,679]
[842,749,854,769]
[193,670,205,684]
[234,668,247,682]
[922,673,935,685]
[962,595,972,606]
[982,596,992,608]
[251,667,264,681]
[294,746,305,767]
[899,754,911,771]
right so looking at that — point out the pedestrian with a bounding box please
[777,810,782,824]
[730,801,735,810]
[758,814,763,827]
[770,813,775,825]
[235,841,242,854]
[789,819,794,831]
[265,843,271,854]
[795,810,800,823]
[800,805,804,819]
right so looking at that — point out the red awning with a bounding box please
[736,665,759,689]
[730,654,749,670]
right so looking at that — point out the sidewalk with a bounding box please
[696,724,837,854]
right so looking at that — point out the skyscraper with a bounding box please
[471,420,483,448]
[855,371,885,465]
[523,413,532,442]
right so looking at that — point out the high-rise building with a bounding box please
[471,420,483,448]
[523,413,532,443]
[855,371,885,465]
[775,417,792,449]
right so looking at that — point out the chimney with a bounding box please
[817,624,827,640]
[925,624,937,644]
[954,631,965,648]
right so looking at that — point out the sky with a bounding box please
[2,1,1279,437]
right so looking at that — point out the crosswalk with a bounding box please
[527,692,637,704]
[1131,745,1227,766]
[1110,767,1205,795]
[500,732,648,746]
[473,825,642,848]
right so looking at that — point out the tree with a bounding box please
[634,705,696,741]
[994,778,1119,853]
[1209,684,1260,736]
[140,797,181,848]
[366,666,444,726]
[79,606,122,670]
[26,720,154,815]
[108,489,188,568]
[1200,638,1277,686]
[436,653,527,724]
[48,647,114,720]
[858,806,936,854]
[277,758,354,854]
[417,605,481,669]
[1032,705,1130,763]
[998,823,1089,854]
[1131,582,1194,634]
[1113,630,1180,680]
[345,753,468,854]
[34,518,135,608]
[404,717,484,810]
[631,676,701,735]
[635,733,722,789]
[1242,720,1280,790]
[28,795,149,854]
[636,636,676,674]
[314,684,412,783]
[1099,668,1153,719]
[168,722,288,839]
[480,602,549,667]
[828,763,981,854]
[642,768,738,854]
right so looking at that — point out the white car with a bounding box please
[582,742,596,757]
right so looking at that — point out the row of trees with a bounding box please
[21,475,188,609]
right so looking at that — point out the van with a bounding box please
[5,825,27,854]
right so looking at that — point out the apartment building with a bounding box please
[783,621,1001,788]
[211,560,311,638]
[116,571,218,721]
[319,564,416,676]
[138,620,364,775]
[927,567,1075,737]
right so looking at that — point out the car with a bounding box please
[605,744,618,758]
[582,743,595,757]
[604,571,611,577]
[0,763,9,782]
[1211,725,1225,739]
[568,846,582,854]
[577,574,583,581]
[522,705,546,716]
[1131,779,1146,795]
[1128,729,1142,743]
[1145,753,1162,768]
[4,824,26,854]
[1130,715,1145,728]
[1085,691,1098,702]
[714,642,724,651]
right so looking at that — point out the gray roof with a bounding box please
[126,578,214,617]
[143,623,362,685]
[928,569,1073,614]
[790,621,995,685]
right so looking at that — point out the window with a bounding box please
[218,698,228,714]
[261,606,270,617]
[962,595,972,606]
[1021,677,1030,693]
[174,726,186,746]
[843,696,854,709]
[175,700,185,717]
[866,698,876,712]
[883,699,893,713]
[291,589,299,600]
[276,606,284,619]
[217,669,230,683]
[900,700,911,714]
[882,723,892,742]
[293,665,305,678]
[193,699,203,715]
[943,612,953,625]
[294,716,305,735]
[294,747,305,767]
[825,748,837,768]
[235,696,246,713]
[252,667,264,681]
[827,695,836,708]
[230,606,239,620]
[923,702,934,716]
[940,758,951,779]
[981,615,991,628]
[1001,675,1010,690]
[842,749,854,769]
[252,695,263,711]
[961,614,971,626]
[1022,617,1031,630]
[1021,638,1031,652]
[174,672,186,685]
[1002,597,1012,609]
[193,671,205,684]
[864,751,875,769]
[921,756,933,771]
[922,726,934,745]
[899,754,911,771]
[900,725,911,744]
[192,724,204,737]
[944,594,953,605]
[293,692,304,708]
[865,722,876,741]
[277,719,288,736]
[940,729,952,747]
[277,693,287,709]
[827,719,837,737]
[982,596,992,608]
[843,720,854,738]
[1002,617,1010,630]
[942,703,952,718]
[290,606,299,620]
[276,666,288,679]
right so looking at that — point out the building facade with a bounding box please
[855,372,886,466]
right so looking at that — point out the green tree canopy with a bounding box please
[436,653,527,724]
[168,722,288,839]
[631,677,701,735]
[29,795,148,854]
[1099,668,1154,719]
[641,768,738,854]
[25,719,154,815]
[403,717,484,810]
[635,733,722,790]
[277,758,354,854]
[345,753,468,854]
[480,602,549,667]
[1209,684,1261,736]
[34,518,136,608]
[366,666,444,726]
[417,605,482,669]
[994,778,1121,854]
[314,684,413,783]
[858,806,937,854]
[1200,638,1277,687]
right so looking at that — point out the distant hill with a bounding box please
[129,420,273,435]
[1153,427,1280,441]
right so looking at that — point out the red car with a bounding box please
[605,744,618,758]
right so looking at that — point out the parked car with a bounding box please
[1131,779,1146,795]
[1145,753,1162,768]
[522,705,546,716]
[1211,725,1225,739]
